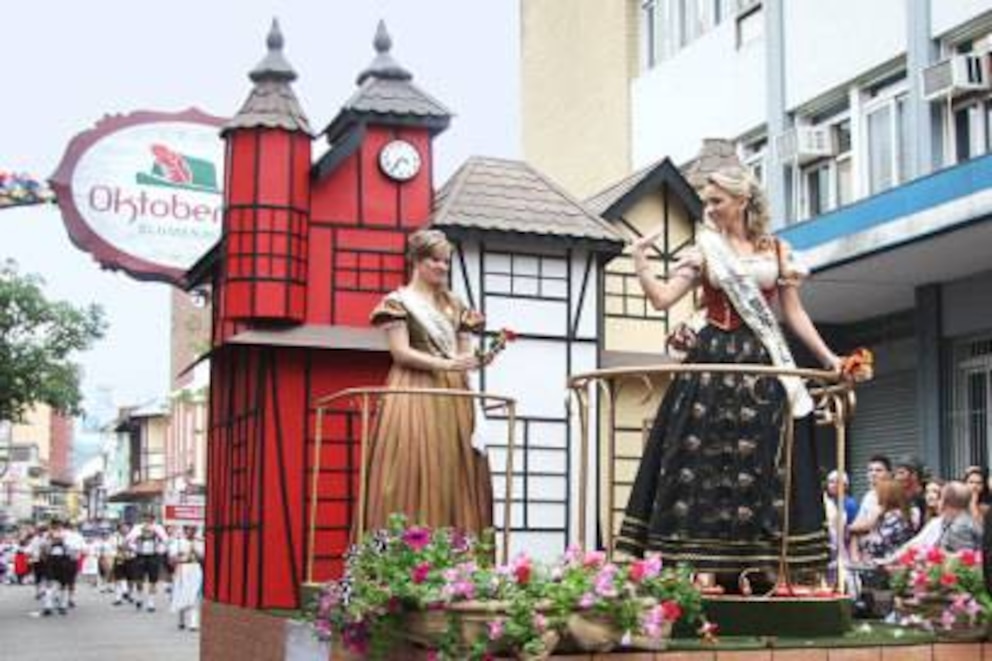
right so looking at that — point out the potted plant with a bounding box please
[889,546,991,638]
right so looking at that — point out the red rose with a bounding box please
[926,547,945,565]
[940,573,958,587]
[661,600,683,622]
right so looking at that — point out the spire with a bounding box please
[224,18,312,136]
[356,20,412,85]
[249,19,298,83]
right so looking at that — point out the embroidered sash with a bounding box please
[394,288,487,453]
[696,224,813,418]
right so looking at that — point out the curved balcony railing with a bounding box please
[567,364,856,593]
[306,387,518,584]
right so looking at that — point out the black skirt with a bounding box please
[616,324,828,575]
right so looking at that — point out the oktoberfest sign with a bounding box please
[50,108,226,284]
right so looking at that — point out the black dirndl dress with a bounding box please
[616,316,828,577]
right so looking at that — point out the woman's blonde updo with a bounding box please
[407,228,452,264]
[706,166,772,243]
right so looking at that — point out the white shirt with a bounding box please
[126,523,168,555]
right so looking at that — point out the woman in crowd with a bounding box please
[964,465,990,529]
[861,478,914,565]
[616,165,844,592]
[365,229,493,534]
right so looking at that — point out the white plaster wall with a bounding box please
[784,0,905,110]
[631,22,765,168]
[570,249,599,339]
[933,1,992,38]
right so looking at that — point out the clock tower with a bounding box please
[308,19,452,326]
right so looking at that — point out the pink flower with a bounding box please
[583,550,607,569]
[959,549,980,567]
[940,607,957,630]
[411,562,431,584]
[641,603,666,639]
[629,555,662,583]
[533,613,547,632]
[579,592,596,609]
[940,572,958,588]
[488,618,504,641]
[402,527,432,551]
[564,544,584,566]
[912,571,930,589]
[511,553,533,585]
[926,547,946,565]
[594,564,618,598]
[896,547,918,567]
[426,650,439,661]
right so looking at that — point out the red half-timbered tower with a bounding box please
[193,20,451,609]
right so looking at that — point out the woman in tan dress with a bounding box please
[365,229,493,533]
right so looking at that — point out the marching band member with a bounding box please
[169,526,204,631]
[125,511,168,612]
[112,523,134,605]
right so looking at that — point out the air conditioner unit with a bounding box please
[922,54,990,100]
[775,126,834,164]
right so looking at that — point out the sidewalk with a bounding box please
[0,581,199,660]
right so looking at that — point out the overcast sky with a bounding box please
[1,0,520,418]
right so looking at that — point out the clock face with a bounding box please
[378,140,422,182]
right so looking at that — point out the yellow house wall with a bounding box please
[11,404,52,462]
[520,0,639,198]
[599,191,699,539]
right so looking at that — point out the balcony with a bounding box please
[777,154,992,323]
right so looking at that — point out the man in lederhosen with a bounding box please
[126,511,168,612]
[111,523,134,605]
[27,524,47,600]
[41,519,81,616]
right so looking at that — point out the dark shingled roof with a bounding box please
[585,157,702,221]
[323,21,450,142]
[431,157,624,250]
[224,19,313,136]
[682,138,742,188]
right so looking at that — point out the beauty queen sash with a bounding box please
[395,287,488,453]
[696,225,814,418]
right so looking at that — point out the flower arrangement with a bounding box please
[888,546,991,633]
[311,516,703,660]
[840,347,874,382]
[476,328,518,363]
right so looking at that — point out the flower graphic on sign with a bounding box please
[136,144,220,194]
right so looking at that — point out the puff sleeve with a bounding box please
[370,295,408,329]
[777,240,810,287]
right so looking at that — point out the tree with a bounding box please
[0,260,107,423]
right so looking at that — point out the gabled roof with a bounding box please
[323,21,451,142]
[431,157,624,252]
[584,158,702,221]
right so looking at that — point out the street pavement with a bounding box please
[0,581,199,660]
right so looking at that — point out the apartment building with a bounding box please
[522,0,992,489]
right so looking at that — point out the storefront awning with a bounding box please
[107,478,165,503]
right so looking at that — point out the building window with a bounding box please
[950,336,992,476]
[736,2,763,49]
[484,252,568,301]
[864,86,909,195]
[740,137,767,185]
[951,99,992,163]
[795,116,852,220]
[642,0,732,69]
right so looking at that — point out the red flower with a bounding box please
[660,600,683,622]
[514,562,531,585]
[959,549,980,567]
[897,548,918,567]
[502,328,518,342]
[402,526,432,551]
[628,561,646,583]
[940,572,958,587]
[926,547,946,565]
[412,562,431,584]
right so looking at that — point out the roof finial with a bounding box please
[373,19,392,54]
[249,17,297,83]
[356,19,412,85]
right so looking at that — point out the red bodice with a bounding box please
[702,280,777,331]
